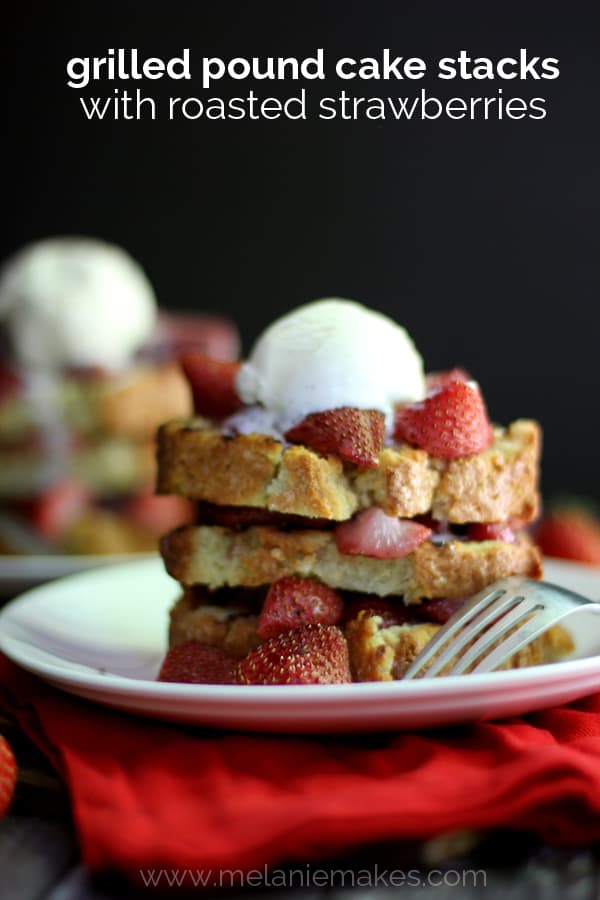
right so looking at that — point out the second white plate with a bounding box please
[1,556,600,733]
[0,551,155,597]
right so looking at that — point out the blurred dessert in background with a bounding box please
[0,236,239,555]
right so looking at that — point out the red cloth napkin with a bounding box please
[3,652,600,877]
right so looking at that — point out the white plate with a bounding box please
[1,557,600,733]
[0,552,155,597]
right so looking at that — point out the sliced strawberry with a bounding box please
[257,577,343,639]
[425,367,471,394]
[534,507,600,565]
[235,623,351,685]
[180,353,243,419]
[124,493,194,538]
[26,481,90,541]
[284,407,385,468]
[158,640,236,684]
[342,594,412,627]
[0,735,17,818]
[335,507,432,559]
[394,381,493,459]
[467,521,517,543]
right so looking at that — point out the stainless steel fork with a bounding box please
[402,576,600,679]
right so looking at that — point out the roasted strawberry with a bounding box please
[157,640,236,684]
[195,502,330,531]
[335,507,432,559]
[257,577,343,639]
[0,735,17,818]
[235,624,351,684]
[342,594,412,627]
[467,523,515,543]
[26,480,90,541]
[180,353,243,419]
[416,597,465,624]
[124,493,194,538]
[425,367,471,394]
[534,506,600,565]
[284,407,385,468]
[394,381,493,459]
[467,518,525,543]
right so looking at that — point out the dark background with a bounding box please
[2,1,599,502]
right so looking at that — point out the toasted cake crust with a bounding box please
[430,420,540,522]
[345,612,574,681]
[157,421,357,518]
[157,418,540,524]
[161,524,542,601]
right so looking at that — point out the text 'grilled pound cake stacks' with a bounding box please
[0,237,239,555]
[156,299,572,685]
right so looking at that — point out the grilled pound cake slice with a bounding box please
[157,418,540,524]
[161,524,542,602]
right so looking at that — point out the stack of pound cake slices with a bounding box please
[0,236,239,555]
[156,300,573,683]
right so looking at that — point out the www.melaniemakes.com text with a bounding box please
[65,48,560,122]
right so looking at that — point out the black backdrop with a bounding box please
[2,1,599,502]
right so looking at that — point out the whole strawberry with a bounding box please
[425,367,470,394]
[257,577,344,639]
[0,735,17,818]
[534,505,600,565]
[235,624,352,685]
[285,407,385,468]
[158,641,236,684]
[394,381,493,459]
[180,353,243,419]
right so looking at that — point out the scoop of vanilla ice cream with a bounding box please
[236,298,425,433]
[0,237,157,370]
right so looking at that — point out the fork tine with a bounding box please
[445,596,543,675]
[416,591,531,678]
[402,578,525,679]
[469,608,566,674]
